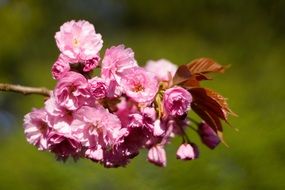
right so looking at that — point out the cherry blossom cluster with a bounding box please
[23,20,221,168]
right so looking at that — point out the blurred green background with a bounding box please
[0,0,284,189]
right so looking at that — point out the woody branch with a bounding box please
[0,83,51,97]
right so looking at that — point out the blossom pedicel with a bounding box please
[23,20,236,168]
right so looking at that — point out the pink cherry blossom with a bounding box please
[23,108,50,151]
[52,54,70,80]
[47,114,74,136]
[21,19,231,168]
[115,97,138,127]
[105,79,124,98]
[45,93,68,117]
[145,59,177,81]
[176,143,199,160]
[120,67,159,104]
[72,105,128,149]
[128,107,157,132]
[85,146,103,161]
[147,145,167,167]
[198,122,220,149]
[47,132,82,161]
[128,113,143,128]
[163,86,192,116]
[55,20,103,62]
[141,107,156,129]
[54,71,90,110]
[88,77,107,99]
[101,45,137,81]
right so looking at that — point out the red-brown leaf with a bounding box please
[189,87,236,145]
[187,58,226,75]
[204,88,237,118]
[191,102,227,145]
[173,58,227,88]
[172,65,192,85]
[190,88,236,120]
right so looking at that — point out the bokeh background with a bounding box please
[0,0,284,189]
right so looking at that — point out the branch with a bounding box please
[0,83,51,97]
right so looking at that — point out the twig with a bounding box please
[0,83,51,97]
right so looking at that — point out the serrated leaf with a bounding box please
[189,87,236,145]
[187,58,226,75]
[190,88,236,120]
[191,102,227,145]
[172,65,192,85]
[173,58,227,88]
[204,88,237,118]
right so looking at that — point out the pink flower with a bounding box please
[128,107,157,131]
[55,20,103,62]
[101,45,137,81]
[72,105,127,149]
[176,143,199,160]
[120,67,159,104]
[52,54,70,80]
[47,132,82,161]
[145,59,177,81]
[128,113,143,128]
[141,107,156,128]
[147,145,167,167]
[105,79,124,98]
[23,108,50,151]
[54,71,90,110]
[163,86,192,116]
[85,146,103,161]
[45,93,68,117]
[71,105,129,163]
[47,114,74,136]
[115,97,138,127]
[88,77,107,99]
[198,122,220,149]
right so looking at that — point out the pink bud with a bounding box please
[147,145,167,167]
[83,56,100,72]
[176,143,199,160]
[51,54,70,80]
[198,122,220,149]
[153,120,165,136]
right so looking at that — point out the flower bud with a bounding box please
[51,54,70,80]
[147,145,167,167]
[83,56,100,72]
[176,143,199,160]
[198,122,220,149]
